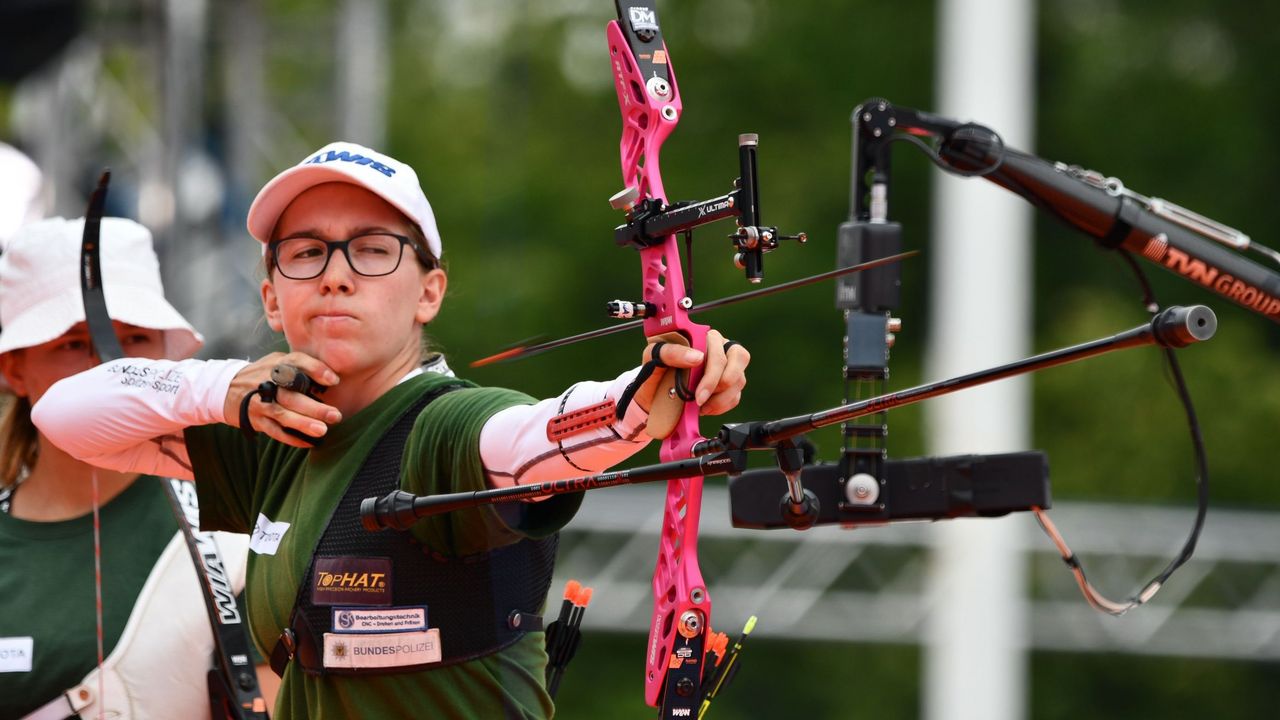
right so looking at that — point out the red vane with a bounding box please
[470,346,528,368]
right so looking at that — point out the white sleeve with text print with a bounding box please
[31,358,245,479]
[34,356,656,490]
[479,366,653,491]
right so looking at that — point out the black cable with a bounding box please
[892,124,1210,613]
[1035,251,1209,615]
[1117,251,1209,577]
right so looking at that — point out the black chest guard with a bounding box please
[271,383,559,676]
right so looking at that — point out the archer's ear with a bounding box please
[415,268,447,325]
[0,352,28,398]
[261,278,285,333]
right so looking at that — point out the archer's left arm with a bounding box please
[479,331,749,488]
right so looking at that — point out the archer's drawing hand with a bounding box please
[633,329,750,417]
[225,352,343,448]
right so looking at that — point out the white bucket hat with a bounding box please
[246,141,442,258]
[0,142,43,245]
[0,216,203,359]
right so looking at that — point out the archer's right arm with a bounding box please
[31,358,247,480]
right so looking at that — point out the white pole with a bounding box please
[924,1,1037,719]
[336,0,389,149]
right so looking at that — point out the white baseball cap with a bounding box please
[246,141,442,258]
[0,217,203,359]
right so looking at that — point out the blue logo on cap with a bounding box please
[305,150,396,178]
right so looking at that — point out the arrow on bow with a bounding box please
[469,250,919,367]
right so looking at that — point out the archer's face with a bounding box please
[261,183,446,377]
[0,322,166,404]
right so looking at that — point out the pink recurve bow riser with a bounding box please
[606,12,713,715]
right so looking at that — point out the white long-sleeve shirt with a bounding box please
[31,357,653,489]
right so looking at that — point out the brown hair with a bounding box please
[0,393,37,490]
[404,224,442,271]
[405,224,444,359]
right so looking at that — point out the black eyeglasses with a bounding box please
[268,233,437,280]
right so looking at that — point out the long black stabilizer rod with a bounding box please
[361,450,748,531]
[693,305,1216,455]
[362,305,1214,527]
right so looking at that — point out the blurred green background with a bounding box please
[4,0,1278,717]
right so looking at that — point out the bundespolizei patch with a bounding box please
[311,556,392,606]
[322,629,442,670]
[332,606,427,634]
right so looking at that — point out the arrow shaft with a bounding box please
[470,250,918,367]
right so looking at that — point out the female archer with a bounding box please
[0,217,266,718]
[33,142,748,718]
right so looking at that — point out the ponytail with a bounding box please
[0,393,37,489]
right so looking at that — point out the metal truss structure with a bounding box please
[554,484,1280,661]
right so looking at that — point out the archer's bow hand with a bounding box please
[631,329,750,422]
